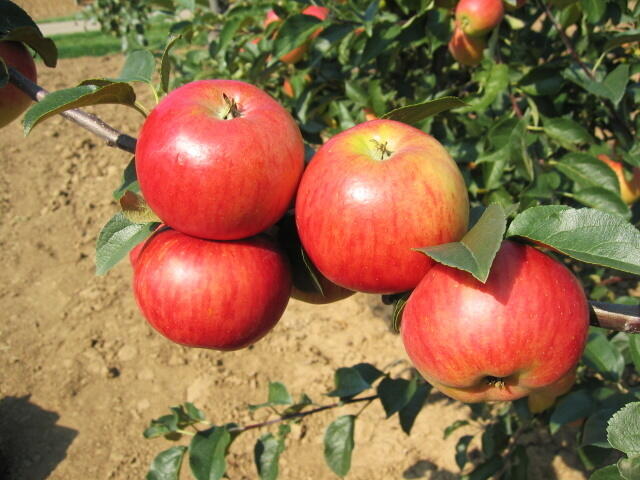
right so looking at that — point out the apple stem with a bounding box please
[370,139,393,161]
[221,93,241,120]
[7,66,138,154]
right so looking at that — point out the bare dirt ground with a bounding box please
[13,0,82,21]
[0,55,589,479]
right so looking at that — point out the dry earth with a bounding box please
[0,55,590,479]
[12,0,82,21]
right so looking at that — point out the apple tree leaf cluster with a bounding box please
[142,364,433,479]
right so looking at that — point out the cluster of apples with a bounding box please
[131,74,590,408]
[448,0,505,66]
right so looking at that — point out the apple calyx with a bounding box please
[370,139,393,161]
[485,376,506,389]
[221,93,242,119]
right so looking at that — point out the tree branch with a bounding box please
[229,394,378,433]
[589,302,640,333]
[8,66,137,154]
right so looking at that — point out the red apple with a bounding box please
[598,154,640,205]
[448,26,486,66]
[455,0,504,36]
[277,212,354,304]
[527,369,576,413]
[295,119,469,294]
[133,228,292,350]
[0,41,37,128]
[401,240,589,403]
[135,79,304,240]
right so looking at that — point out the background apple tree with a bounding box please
[3,0,640,478]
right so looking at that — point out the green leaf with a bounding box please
[582,408,619,448]
[581,0,606,23]
[506,206,640,276]
[119,49,155,83]
[351,363,384,385]
[184,403,206,422]
[607,402,640,456]
[120,191,161,224]
[462,63,509,112]
[327,367,374,398]
[589,465,624,480]
[604,32,640,53]
[214,15,245,57]
[146,445,187,480]
[160,36,181,94]
[583,329,626,382]
[416,203,507,283]
[544,117,593,149]
[359,22,403,66]
[398,382,430,435]
[282,393,313,416]
[443,420,470,440]
[268,382,293,405]
[550,390,596,434]
[324,415,355,477]
[147,446,187,480]
[552,153,620,194]
[628,335,640,373]
[570,188,630,219]
[618,455,640,480]
[391,293,409,334]
[189,427,232,480]
[0,0,57,67]
[481,423,508,458]
[144,414,179,439]
[23,83,137,135]
[563,64,629,105]
[113,157,140,200]
[272,14,322,61]
[95,213,158,275]
[463,455,504,480]
[254,433,284,480]
[377,377,417,418]
[382,97,467,125]
[602,64,630,106]
[455,435,474,470]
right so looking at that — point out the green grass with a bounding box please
[50,24,170,59]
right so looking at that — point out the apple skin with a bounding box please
[277,212,354,304]
[295,119,469,294]
[0,41,37,129]
[135,79,304,241]
[448,26,486,66]
[401,240,589,403]
[455,0,504,37]
[527,368,576,413]
[598,154,640,205]
[133,228,292,350]
[265,6,329,64]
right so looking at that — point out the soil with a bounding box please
[0,55,589,480]
[13,0,82,21]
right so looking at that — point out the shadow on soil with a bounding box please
[0,395,77,480]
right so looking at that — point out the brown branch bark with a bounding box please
[8,66,137,154]
[589,302,640,333]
